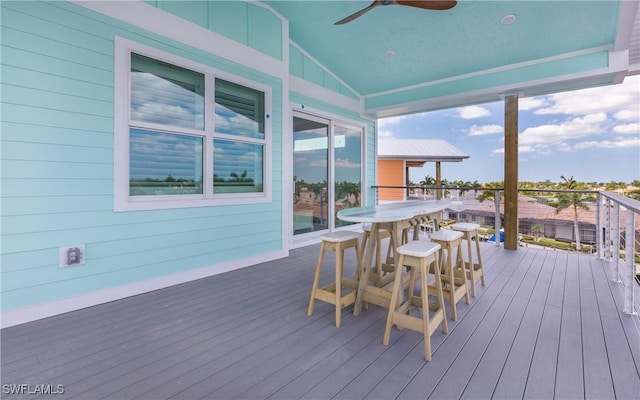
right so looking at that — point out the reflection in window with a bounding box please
[130,53,204,131]
[215,79,265,140]
[129,129,203,195]
[125,50,268,201]
[334,125,362,227]
[213,139,263,193]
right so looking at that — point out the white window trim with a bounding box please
[114,37,272,212]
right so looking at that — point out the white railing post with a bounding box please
[494,191,501,247]
[605,199,612,261]
[623,209,637,315]
[597,192,603,259]
[613,202,621,282]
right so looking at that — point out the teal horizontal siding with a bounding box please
[2,84,112,118]
[2,238,282,310]
[1,4,114,55]
[1,122,114,149]
[1,196,114,216]
[3,223,282,282]
[1,65,113,102]
[1,141,113,164]
[1,1,285,313]
[2,204,281,235]
[2,104,113,132]
[1,214,281,273]
[2,178,113,198]
[2,160,112,180]
[2,46,113,85]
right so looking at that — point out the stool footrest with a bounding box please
[390,312,424,332]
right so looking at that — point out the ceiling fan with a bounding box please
[334,0,457,25]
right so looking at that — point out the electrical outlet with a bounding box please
[59,245,85,268]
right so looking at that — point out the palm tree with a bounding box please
[419,175,436,198]
[531,223,544,242]
[555,175,593,251]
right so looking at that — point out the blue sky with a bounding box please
[378,75,640,184]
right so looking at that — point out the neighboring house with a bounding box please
[449,193,640,246]
[1,1,637,327]
[377,139,469,201]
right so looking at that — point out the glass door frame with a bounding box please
[290,109,366,246]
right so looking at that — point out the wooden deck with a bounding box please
[2,242,639,399]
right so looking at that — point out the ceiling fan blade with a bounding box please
[394,0,457,11]
[334,1,382,25]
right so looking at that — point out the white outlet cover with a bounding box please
[59,245,86,268]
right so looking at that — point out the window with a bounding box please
[213,79,265,194]
[115,39,271,211]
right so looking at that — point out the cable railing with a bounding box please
[599,191,640,325]
[372,185,640,322]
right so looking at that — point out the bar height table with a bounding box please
[337,200,451,316]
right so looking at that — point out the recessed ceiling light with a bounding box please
[501,14,517,25]
[385,50,395,58]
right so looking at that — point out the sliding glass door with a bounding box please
[292,112,363,236]
[334,123,362,227]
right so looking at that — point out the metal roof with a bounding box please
[377,139,469,162]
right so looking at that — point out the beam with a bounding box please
[504,95,519,250]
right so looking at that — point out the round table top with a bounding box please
[337,200,451,223]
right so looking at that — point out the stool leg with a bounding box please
[433,251,448,334]
[445,246,457,321]
[308,242,326,316]
[418,259,432,360]
[383,254,405,346]
[476,233,486,286]
[335,243,343,328]
[466,232,477,297]
[458,242,471,305]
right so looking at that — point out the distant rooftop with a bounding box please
[378,139,469,162]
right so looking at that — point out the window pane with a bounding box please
[213,139,263,193]
[334,125,362,227]
[131,53,204,130]
[215,78,265,139]
[129,129,203,196]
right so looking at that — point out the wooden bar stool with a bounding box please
[429,229,470,321]
[383,240,448,361]
[308,231,362,327]
[362,224,394,285]
[451,222,486,297]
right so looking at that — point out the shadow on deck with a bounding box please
[1,243,639,399]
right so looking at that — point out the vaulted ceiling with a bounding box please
[265,1,639,117]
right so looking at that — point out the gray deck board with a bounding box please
[2,242,639,400]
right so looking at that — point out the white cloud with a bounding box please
[518,97,546,111]
[534,75,640,116]
[458,105,491,119]
[468,124,503,136]
[334,158,361,168]
[519,113,607,146]
[613,123,639,134]
[574,137,640,149]
[614,109,640,122]
[378,130,395,138]
[518,145,536,153]
[378,115,409,128]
